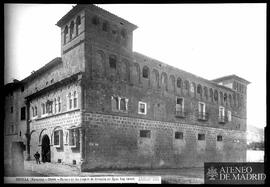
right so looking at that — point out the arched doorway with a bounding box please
[41,135,51,162]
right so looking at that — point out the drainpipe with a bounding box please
[25,99,31,160]
[78,73,85,166]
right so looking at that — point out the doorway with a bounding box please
[41,135,51,162]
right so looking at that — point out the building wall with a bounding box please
[81,112,246,170]
[29,81,82,165]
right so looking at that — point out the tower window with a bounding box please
[109,55,117,69]
[70,21,74,40]
[76,16,81,35]
[64,25,68,44]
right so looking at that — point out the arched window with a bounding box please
[233,93,236,106]
[176,77,182,88]
[70,21,74,40]
[151,69,159,89]
[109,55,117,69]
[130,63,140,85]
[161,72,168,90]
[220,92,223,105]
[214,90,218,102]
[197,84,202,97]
[92,16,99,25]
[190,82,196,94]
[169,75,175,92]
[209,88,213,102]
[224,93,227,105]
[58,97,61,112]
[54,98,57,113]
[121,59,128,81]
[204,86,208,100]
[73,91,78,108]
[76,16,81,35]
[102,21,109,32]
[68,93,72,109]
[229,94,232,107]
[142,66,149,78]
[64,25,68,44]
[184,80,189,90]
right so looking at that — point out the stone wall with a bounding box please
[81,112,246,171]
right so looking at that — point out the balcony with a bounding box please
[218,115,227,124]
[197,112,209,121]
[175,110,186,118]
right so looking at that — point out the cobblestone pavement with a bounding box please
[17,161,204,184]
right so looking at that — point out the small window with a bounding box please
[73,91,78,108]
[54,130,62,147]
[184,80,189,90]
[197,85,202,95]
[219,106,225,117]
[111,96,119,111]
[69,128,79,147]
[102,21,109,31]
[42,103,46,115]
[68,93,72,109]
[142,66,149,78]
[138,101,147,115]
[121,29,127,38]
[175,132,183,139]
[58,97,61,112]
[109,55,117,69]
[120,98,127,111]
[21,107,26,120]
[10,107,13,113]
[92,16,99,25]
[198,102,206,114]
[217,135,223,141]
[46,100,53,114]
[176,97,184,112]
[140,130,151,138]
[198,133,205,141]
[21,86,24,92]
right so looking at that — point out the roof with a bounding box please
[56,4,138,31]
[133,51,235,92]
[21,57,62,83]
[212,74,250,85]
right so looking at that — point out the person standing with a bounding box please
[34,151,41,164]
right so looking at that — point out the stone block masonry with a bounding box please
[81,112,246,171]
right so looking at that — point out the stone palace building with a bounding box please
[4,4,250,171]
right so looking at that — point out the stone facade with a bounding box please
[4,4,250,171]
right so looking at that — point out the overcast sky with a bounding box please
[4,4,266,128]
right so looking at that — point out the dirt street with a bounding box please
[7,161,204,184]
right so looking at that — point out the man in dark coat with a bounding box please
[34,151,41,164]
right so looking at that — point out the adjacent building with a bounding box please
[4,4,250,171]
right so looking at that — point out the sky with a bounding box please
[4,4,266,128]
